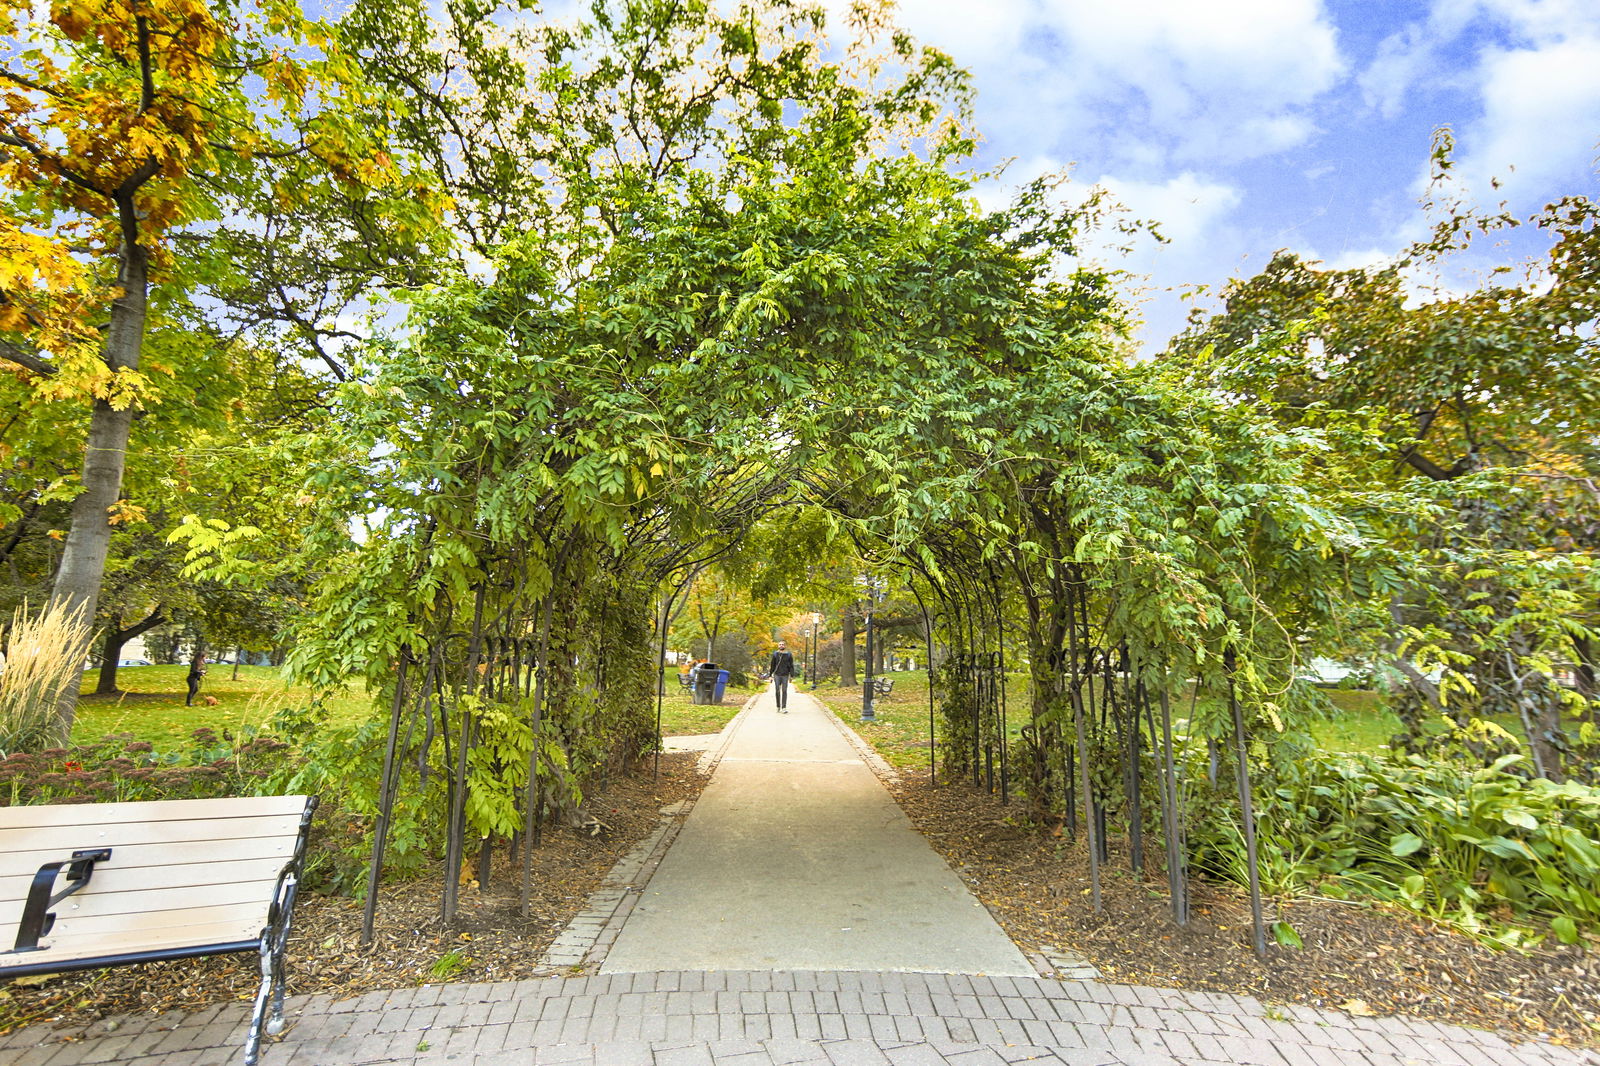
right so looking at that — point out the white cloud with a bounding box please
[967,164,1245,342]
[1036,0,1343,154]
[1322,247,1396,272]
[1356,0,1495,116]
[971,165,1242,254]
[1094,172,1242,249]
[1359,0,1600,117]
[1452,36,1600,205]
[969,155,1069,216]
[1083,173,1247,342]
[1472,0,1600,42]
[1353,0,1599,248]
[861,0,1345,168]
[1359,24,1443,118]
[1039,0,1342,103]
[894,0,1031,65]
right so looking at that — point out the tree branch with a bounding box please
[0,337,57,376]
[1396,406,1473,481]
[0,67,64,98]
[135,16,156,115]
[115,604,169,644]
[0,128,111,197]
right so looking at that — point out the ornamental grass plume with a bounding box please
[0,601,91,755]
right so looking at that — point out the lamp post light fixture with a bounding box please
[856,575,887,721]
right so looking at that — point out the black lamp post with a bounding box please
[802,623,811,688]
[810,612,821,690]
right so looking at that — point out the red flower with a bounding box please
[63,761,83,772]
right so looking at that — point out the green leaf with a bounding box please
[1477,836,1538,862]
[1271,921,1303,949]
[1388,832,1425,857]
[1498,807,1538,830]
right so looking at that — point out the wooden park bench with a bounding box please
[1,795,316,1065]
[871,676,894,696]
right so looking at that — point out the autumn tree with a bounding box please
[1,0,437,739]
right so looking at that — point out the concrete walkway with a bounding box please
[3,689,1596,1066]
[602,688,1032,976]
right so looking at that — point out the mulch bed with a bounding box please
[0,751,706,1037]
[7,748,1597,1053]
[886,766,1600,1049]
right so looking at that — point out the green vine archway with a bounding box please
[160,0,1595,952]
[235,0,1371,949]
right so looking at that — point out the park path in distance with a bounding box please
[599,685,1034,975]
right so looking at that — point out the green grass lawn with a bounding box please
[72,664,372,751]
[813,671,1419,764]
[1302,687,1552,754]
[1308,688,1404,751]
[67,661,1474,762]
[71,664,761,751]
[653,668,759,735]
[811,672,942,770]
[808,669,1033,770]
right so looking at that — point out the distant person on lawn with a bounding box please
[186,657,207,707]
[767,641,796,712]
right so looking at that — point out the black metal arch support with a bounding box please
[9,848,113,953]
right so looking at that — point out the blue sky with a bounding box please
[839,0,1600,350]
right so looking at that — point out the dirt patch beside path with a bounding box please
[888,767,1598,1049]
[0,751,706,1036]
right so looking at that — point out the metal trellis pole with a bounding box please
[362,644,411,947]
[1227,649,1267,957]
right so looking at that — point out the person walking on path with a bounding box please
[766,640,796,711]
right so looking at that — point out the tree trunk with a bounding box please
[1573,635,1597,723]
[94,605,167,695]
[49,238,148,739]
[695,600,723,661]
[841,607,858,686]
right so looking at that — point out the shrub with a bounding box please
[0,601,92,754]
[1187,748,1600,947]
[0,729,295,806]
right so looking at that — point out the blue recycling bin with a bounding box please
[713,669,729,704]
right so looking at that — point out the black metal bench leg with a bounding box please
[267,876,300,1037]
[244,939,273,1066]
[244,873,300,1064]
[267,944,289,1036]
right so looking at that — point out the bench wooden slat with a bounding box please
[1,874,278,943]
[0,812,308,869]
[0,795,314,1065]
[0,854,290,900]
[0,835,294,880]
[3,893,271,947]
[2,914,272,969]
[0,795,309,831]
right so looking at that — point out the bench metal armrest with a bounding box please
[10,848,113,953]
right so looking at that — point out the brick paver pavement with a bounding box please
[4,968,1595,1066]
